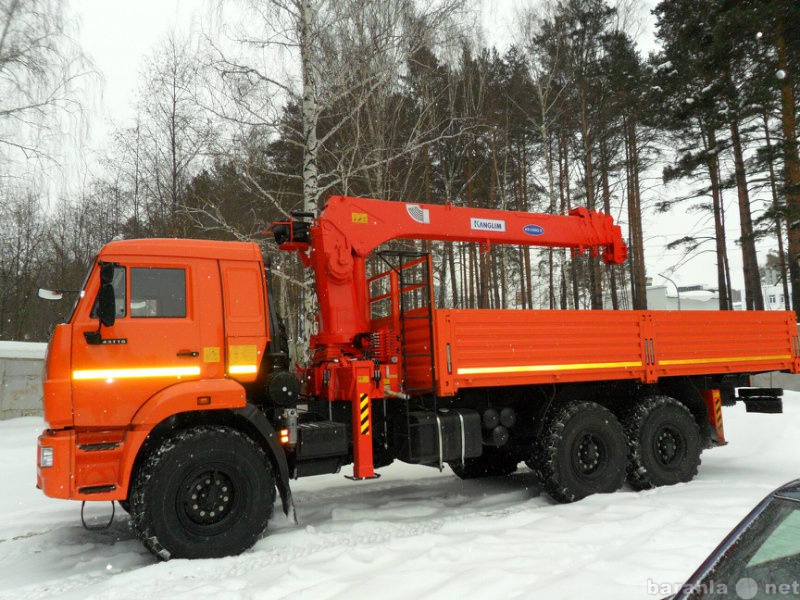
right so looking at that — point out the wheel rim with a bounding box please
[573,432,607,478]
[653,425,685,468]
[177,464,243,534]
[184,470,234,525]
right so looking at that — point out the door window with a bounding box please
[90,265,126,319]
[130,268,187,318]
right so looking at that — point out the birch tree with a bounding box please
[0,0,88,168]
[208,0,468,361]
[135,32,215,236]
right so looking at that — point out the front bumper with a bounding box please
[37,428,131,501]
[37,429,74,499]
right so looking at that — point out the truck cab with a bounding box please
[38,239,277,500]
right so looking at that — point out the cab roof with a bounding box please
[99,238,263,262]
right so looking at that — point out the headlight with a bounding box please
[40,446,54,468]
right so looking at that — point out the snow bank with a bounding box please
[1,395,799,599]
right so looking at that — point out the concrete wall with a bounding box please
[751,371,800,392]
[0,342,46,420]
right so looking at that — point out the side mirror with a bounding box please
[100,262,115,285]
[38,289,64,301]
[97,283,116,327]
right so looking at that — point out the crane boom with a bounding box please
[278,195,626,260]
[271,195,627,351]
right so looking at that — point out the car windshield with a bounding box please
[687,497,800,599]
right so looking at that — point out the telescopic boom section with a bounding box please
[270,195,627,353]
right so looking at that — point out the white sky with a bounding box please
[72,0,523,136]
[73,0,197,143]
[70,0,771,295]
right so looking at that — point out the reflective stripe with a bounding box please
[658,354,791,366]
[457,361,641,376]
[73,366,201,380]
[457,353,792,377]
[228,365,258,374]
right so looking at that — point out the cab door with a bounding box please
[71,257,222,427]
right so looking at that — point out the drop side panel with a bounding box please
[430,309,799,396]
[433,309,647,394]
[650,310,799,377]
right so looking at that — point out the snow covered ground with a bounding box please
[1,395,799,600]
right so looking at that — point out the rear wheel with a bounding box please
[129,426,275,559]
[533,401,627,503]
[624,396,701,490]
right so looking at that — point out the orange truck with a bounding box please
[37,195,799,559]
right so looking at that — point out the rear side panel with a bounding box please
[429,309,799,396]
[650,310,799,378]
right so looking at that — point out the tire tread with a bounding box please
[532,401,627,503]
[624,395,701,491]
[129,425,275,559]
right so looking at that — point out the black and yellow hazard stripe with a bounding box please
[714,391,725,441]
[360,393,370,435]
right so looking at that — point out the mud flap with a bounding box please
[702,389,727,446]
[233,405,296,523]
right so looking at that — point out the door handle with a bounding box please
[177,350,199,357]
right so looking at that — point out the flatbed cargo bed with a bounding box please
[415,309,800,396]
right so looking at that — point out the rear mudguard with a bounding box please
[232,404,296,523]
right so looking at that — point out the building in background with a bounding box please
[760,251,792,311]
[646,284,744,311]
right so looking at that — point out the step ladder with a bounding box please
[376,251,436,396]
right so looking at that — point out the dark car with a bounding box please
[670,479,800,599]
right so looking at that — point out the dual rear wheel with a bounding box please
[531,396,702,503]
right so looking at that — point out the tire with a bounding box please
[624,396,701,491]
[449,451,518,480]
[533,401,627,503]
[129,426,276,560]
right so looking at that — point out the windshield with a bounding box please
[687,498,800,599]
[67,257,96,324]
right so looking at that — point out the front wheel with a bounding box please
[129,426,276,559]
[532,401,627,503]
